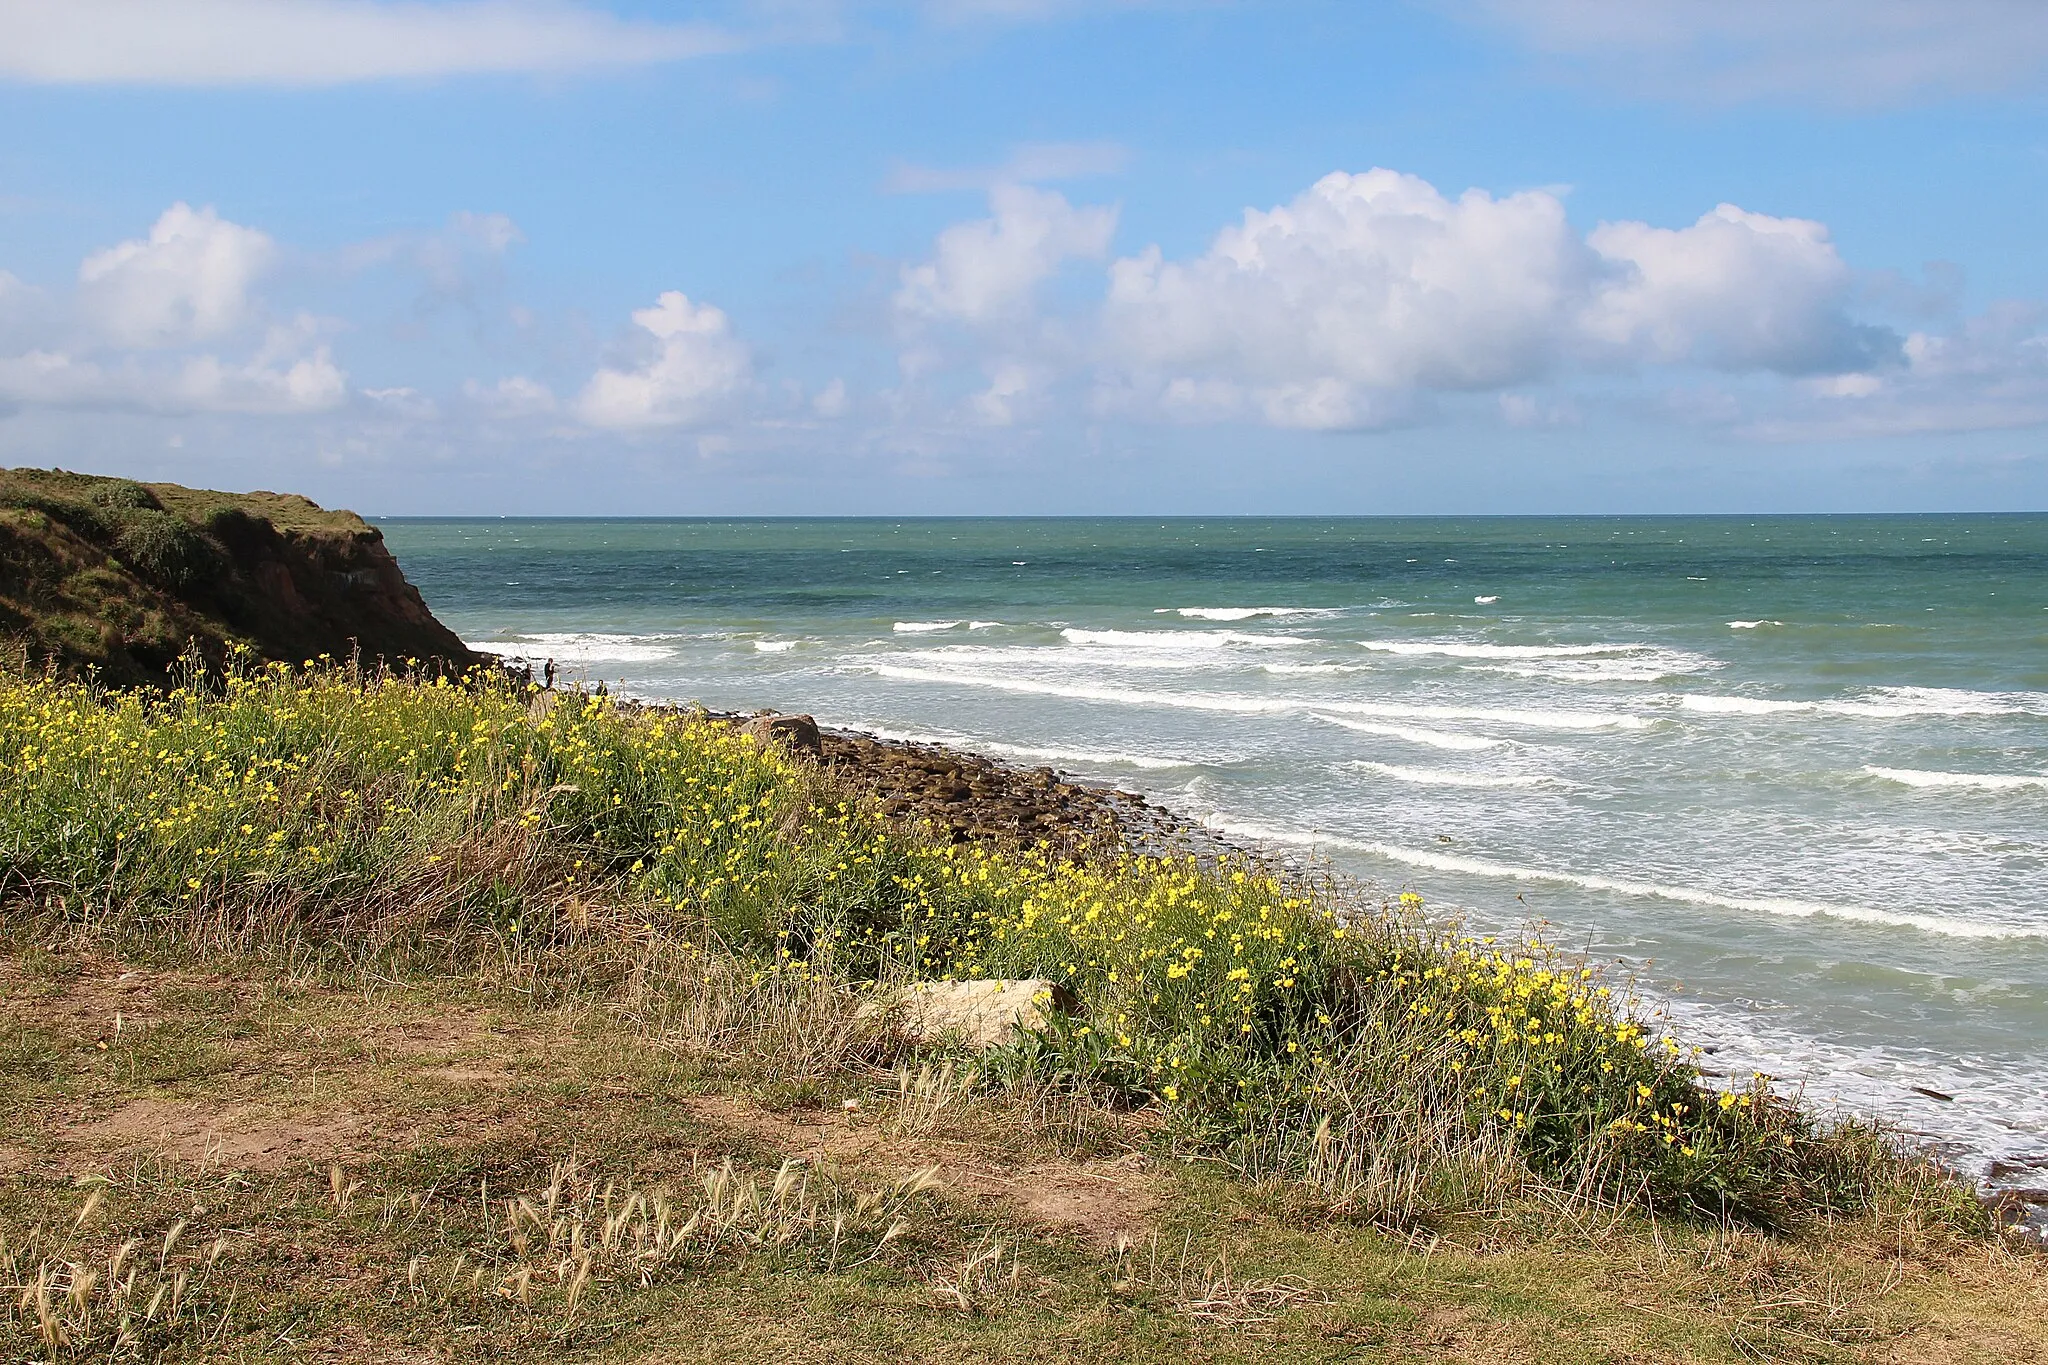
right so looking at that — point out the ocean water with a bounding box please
[379,515,2048,1183]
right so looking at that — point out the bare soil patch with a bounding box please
[75,1095,365,1173]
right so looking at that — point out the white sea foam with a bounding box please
[1062,627,1307,649]
[867,664,1650,731]
[1678,694,1806,715]
[1361,639,1650,660]
[1678,686,2048,719]
[893,620,963,633]
[1654,998,2048,1187]
[468,633,677,664]
[1482,661,1690,684]
[1162,606,1325,621]
[1865,766,2048,792]
[1350,762,1566,789]
[753,640,799,653]
[1727,620,1783,629]
[968,620,1002,629]
[1836,686,2048,718]
[1262,662,1369,675]
[1306,713,1505,751]
[1474,595,1500,604]
[1204,818,2041,941]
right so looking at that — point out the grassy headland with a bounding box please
[0,467,481,685]
[1,660,2039,1362]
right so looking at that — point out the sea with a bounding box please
[378,515,2048,1189]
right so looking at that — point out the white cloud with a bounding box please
[0,0,734,87]
[77,203,277,348]
[886,141,1130,194]
[1584,204,1893,374]
[811,377,849,418]
[1463,0,2048,104]
[964,361,1040,426]
[1103,170,1587,414]
[896,184,1117,325]
[0,343,347,415]
[1096,168,1894,429]
[1738,301,2048,439]
[576,291,754,429]
[465,374,559,416]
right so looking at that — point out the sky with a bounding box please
[2,0,2047,516]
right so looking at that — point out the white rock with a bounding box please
[860,978,1080,1050]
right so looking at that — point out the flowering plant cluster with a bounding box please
[0,661,1896,1226]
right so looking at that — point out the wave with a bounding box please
[1306,713,1505,751]
[1473,595,1500,604]
[1361,640,1652,660]
[1476,648,1717,683]
[1727,620,1783,629]
[893,621,963,633]
[1262,662,1370,675]
[1865,766,2048,792]
[1350,762,1567,789]
[1062,628,1307,649]
[753,640,799,653]
[1678,694,1805,715]
[468,633,677,664]
[1678,686,2048,720]
[1205,818,2040,941]
[866,665,1649,731]
[1161,606,1325,621]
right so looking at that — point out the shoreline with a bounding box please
[686,699,2048,1241]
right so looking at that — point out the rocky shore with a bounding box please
[728,710,1239,862]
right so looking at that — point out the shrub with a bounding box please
[114,509,219,590]
[89,479,162,512]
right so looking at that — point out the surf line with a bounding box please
[1206,817,2040,942]
[864,664,1650,733]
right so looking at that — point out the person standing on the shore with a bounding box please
[544,658,556,690]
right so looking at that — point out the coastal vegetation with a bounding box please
[0,466,480,686]
[2,656,2038,1361]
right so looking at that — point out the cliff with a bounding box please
[0,467,484,685]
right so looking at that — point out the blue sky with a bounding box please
[2,0,2047,514]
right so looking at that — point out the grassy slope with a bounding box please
[0,466,480,684]
[0,664,2041,1361]
[1,955,2041,1364]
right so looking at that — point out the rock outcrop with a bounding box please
[858,978,1081,1050]
[0,467,484,685]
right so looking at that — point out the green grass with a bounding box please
[0,964,2039,1364]
[2,659,2035,1359]
[0,661,1990,1238]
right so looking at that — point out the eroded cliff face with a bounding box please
[0,468,484,685]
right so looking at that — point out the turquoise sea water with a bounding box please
[380,515,2048,1183]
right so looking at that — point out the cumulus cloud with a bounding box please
[0,0,734,87]
[1095,168,1893,428]
[0,204,353,416]
[896,184,1118,325]
[576,291,754,429]
[1584,204,1894,374]
[1461,0,2048,104]
[77,203,277,348]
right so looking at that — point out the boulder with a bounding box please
[743,712,822,755]
[859,978,1081,1050]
